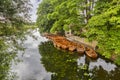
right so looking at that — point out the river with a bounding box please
[10,28,120,80]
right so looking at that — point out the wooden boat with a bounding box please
[54,40,68,49]
[45,34,98,59]
[76,44,85,54]
[55,42,61,48]
[68,46,76,51]
[85,47,97,58]
[68,42,77,51]
[53,42,57,47]
[60,44,68,49]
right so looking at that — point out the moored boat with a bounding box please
[85,47,97,58]
[55,42,62,48]
[45,34,98,59]
[68,42,77,51]
[68,46,76,51]
[76,44,85,54]
[60,44,68,49]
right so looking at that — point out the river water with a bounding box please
[11,28,120,80]
[11,28,51,80]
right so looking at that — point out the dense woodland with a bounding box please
[36,0,120,65]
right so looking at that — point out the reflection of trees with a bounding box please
[90,65,120,80]
[0,39,17,80]
[39,41,120,80]
[39,41,90,80]
[0,29,35,80]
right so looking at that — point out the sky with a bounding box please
[30,0,41,22]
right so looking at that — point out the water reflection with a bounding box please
[39,41,82,80]
[39,41,120,80]
[9,28,120,80]
[11,28,51,80]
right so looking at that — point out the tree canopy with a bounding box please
[37,0,120,65]
[0,0,31,24]
[0,0,32,36]
[36,0,84,34]
[0,0,32,79]
[86,0,120,64]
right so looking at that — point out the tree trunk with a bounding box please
[84,0,88,24]
[84,0,95,24]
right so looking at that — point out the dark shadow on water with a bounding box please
[39,41,120,80]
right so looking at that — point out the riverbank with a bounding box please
[67,35,120,65]
[66,36,97,50]
[43,33,120,65]
[66,36,118,62]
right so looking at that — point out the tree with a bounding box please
[85,0,120,64]
[0,0,31,79]
[0,0,31,35]
[36,0,54,33]
[37,0,120,65]
[37,0,84,35]
[48,0,82,35]
[0,0,31,25]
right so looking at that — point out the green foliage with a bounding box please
[37,0,83,34]
[0,39,16,80]
[49,0,82,34]
[37,0,120,65]
[0,0,31,25]
[36,0,54,33]
[63,24,69,31]
[86,0,120,63]
[94,0,112,14]
[115,55,120,65]
[0,0,31,36]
